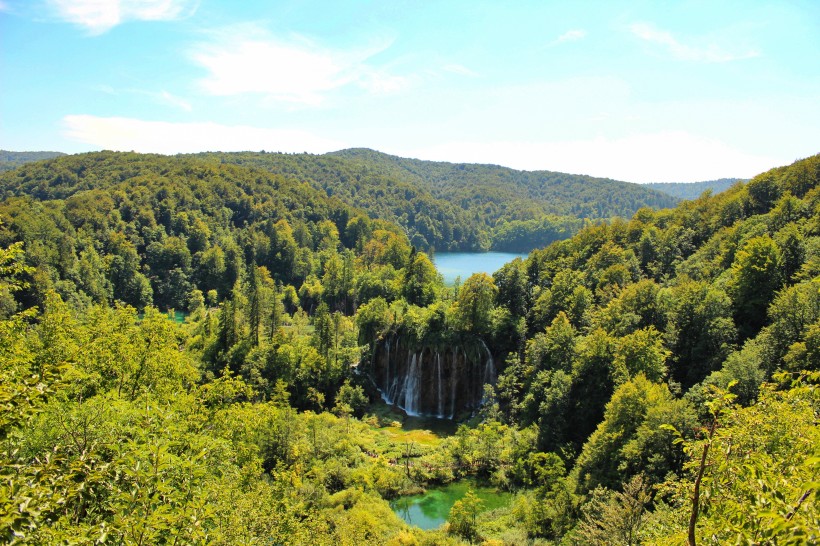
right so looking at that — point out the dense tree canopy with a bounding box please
[0,151,817,544]
[188,149,679,252]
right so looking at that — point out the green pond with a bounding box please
[137,310,187,323]
[390,480,512,530]
[168,310,186,323]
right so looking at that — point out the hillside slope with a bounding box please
[0,150,66,172]
[481,152,820,540]
[644,177,742,200]
[491,151,819,447]
[329,148,678,218]
[0,151,397,312]
[191,149,679,252]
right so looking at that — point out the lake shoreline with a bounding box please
[432,251,528,285]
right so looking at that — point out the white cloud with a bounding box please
[402,131,779,183]
[358,69,407,94]
[629,22,759,62]
[62,115,346,154]
[553,29,586,44]
[442,64,479,77]
[48,0,197,35]
[93,86,192,111]
[191,27,406,105]
[155,90,192,112]
[0,1,10,13]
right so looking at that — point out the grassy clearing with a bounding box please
[361,400,458,461]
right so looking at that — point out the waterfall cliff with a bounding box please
[373,335,496,418]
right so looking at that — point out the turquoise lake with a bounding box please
[433,252,528,284]
[389,480,513,530]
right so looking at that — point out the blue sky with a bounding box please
[1,0,818,182]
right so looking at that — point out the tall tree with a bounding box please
[401,250,439,306]
[453,273,497,335]
[730,235,781,339]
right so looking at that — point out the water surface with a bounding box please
[390,480,512,530]
[169,310,186,323]
[433,252,528,285]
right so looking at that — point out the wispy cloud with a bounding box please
[442,64,479,77]
[553,29,587,45]
[48,0,198,35]
[191,25,406,106]
[63,115,346,154]
[93,86,192,111]
[0,1,10,13]
[154,90,192,112]
[629,22,759,62]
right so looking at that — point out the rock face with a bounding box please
[372,335,496,418]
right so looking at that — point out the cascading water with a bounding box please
[436,351,444,418]
[399,352,423,416]
[382,338,392,404]
[479,339,496,404]
[373,335,497,418]
[449,347,459,419]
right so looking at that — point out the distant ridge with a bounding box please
[189,148,679,252]
[0,150,66,172]
[644,178,743,200]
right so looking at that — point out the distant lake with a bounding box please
[433,252,528,284]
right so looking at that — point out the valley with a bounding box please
[1,150,818,544]
[3,1,818,543]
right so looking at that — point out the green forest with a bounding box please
[0,151,66,173]
[188,149,679,252]
[1,150,818,545]
[643,179,742,201]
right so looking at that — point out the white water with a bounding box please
[378,340,496,419]
[436,352,444,418]
[479,339,496,404]
[450,347,459,419]
[402,353,421,416]
[383,338,391,402]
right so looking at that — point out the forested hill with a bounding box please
[190,149,679,252]
[0,151,400,312]
[473,152,820,540]
[189,150,487,251]
[644,177,742,200]
[0,148,818,543]
[329,148,678,217]
[0,150,65,172]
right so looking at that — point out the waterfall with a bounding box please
[449,347,459,419]
[388,376,400,402]
[379,338,397,405]
[436,351,444,418]
[479,339,496,404]
[397,351,409,408]
[374,334,498,419]
[402,352,421,416]
[383,338,392,403]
